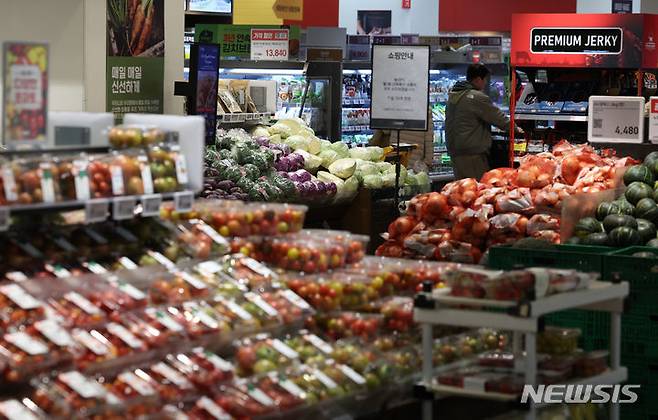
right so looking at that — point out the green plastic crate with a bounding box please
[488,244,614,278]
[603,246,658,284]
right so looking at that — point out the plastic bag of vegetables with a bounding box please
[329,158,358,179]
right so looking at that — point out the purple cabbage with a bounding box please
[289,169,312,183]
[254,137,270,147]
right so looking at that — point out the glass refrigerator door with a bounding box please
[342,69,372,146]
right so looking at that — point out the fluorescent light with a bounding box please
[343,69,372,75]
[221,68,304,75]
[430,70,441,75]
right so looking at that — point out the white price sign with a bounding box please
[370,44,430,131]
[649,97,658,144]
[141,193,163,217]
[250,29,289,61]
[174,191,194,212]
[85,199,109,223]
[588,96,644,143]
[113,196,137,220]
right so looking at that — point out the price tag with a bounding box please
[85,199,109,223]
[175,155,189,184]
[463,376,488,393]
[271,338,299,359]
[251,29,290,61]
[245,292,279,317]
[196,349,233,372]
[147,250,177,270]
[223,299,254,321]
[174,191,194,212]
[649,97,658,144]
[118,256,139,270]
[148,308,184,332]
[304,334,333,354]
[73,159,91,201]
[5,331,48,355]
[0,284,42,310]
[513,142,527,152]
[243,257,276,279]
[85,261,108,274]
[196,260,222,275]
[39,163,55,203]
[48,264,72,278]
[311,368,337,389]
[247,387,275,407]
[141,194,163,217]
[118,281,146,300]
[72,329,109,355]
[59,371,105,399]
[113,196,137,220]
[180,272,208,290]
[64,292,102,315]
[5,271,27,282]
[152,362,190,387]
[118,372,155,396]
[1,167,17,203]
[35,319,74,347]
[273,374,306,399]
[110,165,124,195]
[192,220,229,246]
[139,157,154,194]
[108,322,144,349]
[0,400,39,420]
[339,364,366,385]
[588,96,644,143]
[0,207,10,231]
[282,290,312,310]
[197,396,231,420]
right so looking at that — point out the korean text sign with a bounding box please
[2,42,48,146]
[370,45,429,131]
[250,29,289,60]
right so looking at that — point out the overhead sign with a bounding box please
[530,27,623,54]
[588,96,644,144]
[273,0,303,20]
[250,28,289,60]
[370,44,430,131]
[2,42,48,146]
[649,97,658,144]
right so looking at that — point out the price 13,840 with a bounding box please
[615,125,639,136]
[265,49,287,58]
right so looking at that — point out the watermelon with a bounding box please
[632,251,657,258]
[647,238,658,248]
[566,236,582,245]
[614,198,635,216]
[634,198,658,223]
[596,202,621,221]
[583,232,610,246]
[637,219,657,243]
[609,226,641,247]
[574,217,604,239]
[623,165,654,186]
[625,182,654,205]
[603,214,638,232]
[645,151,658,170]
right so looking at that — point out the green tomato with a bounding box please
[151,163,167,179]
[253,359,277,374]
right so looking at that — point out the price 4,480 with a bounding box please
[615,125,639,135]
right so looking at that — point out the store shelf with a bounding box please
[421,368,627,404]
[429,173,454,182]
[217,112,274,124]
[414,281,628,332]
[514,114,587,122]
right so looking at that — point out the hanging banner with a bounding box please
[251,29,289,60]
[106,0,165,120]
[370,44,430,131]
[2,42,48,146]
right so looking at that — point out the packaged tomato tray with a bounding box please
[173,219,230,260]
[107,125,167,149]
[113,266,210,306]
[119,310,187,353]
[234,333,301,377]
[51,154,92,203]
[294,229,368,264]
[4,157,59,205]
[107,150,152,196]
[238,375,306,412]
[211,296,266,334]
[281,330,335,364]
[0,331,60,382]
[105,370,161,417]
[35,371,118,416]
[143,361,199,403]
[166,348,234,391]
[0,283,45,331]
[312,312,382,341]
[183,396,233,420]
[261,235,348,273]
[213,384,278,418]
[87,154,114,199]
[148,143,189,193]
[537,327,581,356]
[574,350,609,377]
[219,254,279,290]
[165,302,231,347]
[0,398,47,420]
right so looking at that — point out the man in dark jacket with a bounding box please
[445,64,514,180]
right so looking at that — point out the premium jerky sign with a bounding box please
[530,28,623,54]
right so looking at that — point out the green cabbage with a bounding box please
[375,161,394,173]
[335,175,359,203]
[381,172,396,188]
[328,158,358,179]
[250,126,270,138]
[318,149,340,168]
[307,136,321,155]
[285,135,310,152]
[317,171,345,188]
[268,123,293,138]
[354,161,380,182]
[295,149,323,172]
[269,134,283,144]
[320,139,332,150]
[363,174,383,189]
[329,142,350,158]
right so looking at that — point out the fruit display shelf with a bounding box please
[413,280,628,420]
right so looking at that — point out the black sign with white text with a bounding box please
[530,28,623,54]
